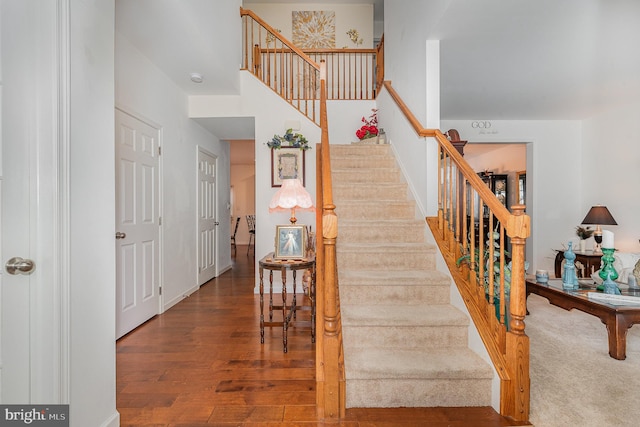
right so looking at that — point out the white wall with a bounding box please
[582,100,640,253]
[190,72,321,291]
[244,2,374,48]
[327,100,377,144]
[384,0,448,122]
[115,33,232,310]
[375,88,430,216]
[69,0,118,425]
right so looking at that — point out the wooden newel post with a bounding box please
[507,205,529,335]
[321,206,343,420]
[505,204,530,421]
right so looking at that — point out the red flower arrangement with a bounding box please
[355,109,379,140]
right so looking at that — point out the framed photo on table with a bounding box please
[274,225,307,259]
[271,147,305,187]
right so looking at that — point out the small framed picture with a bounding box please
[274,225,307,259]
[271,147,305,187]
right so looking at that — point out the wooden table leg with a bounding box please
[604,313,631,360]
[311,264,316,343]
[268,270,274,322]
[292,270,298,320]
[282,266,288,353]
[259,266,264,344]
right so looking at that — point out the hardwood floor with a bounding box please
[116,246,529,426]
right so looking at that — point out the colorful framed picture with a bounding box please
[274,225,307,260]
[271,147,305,187]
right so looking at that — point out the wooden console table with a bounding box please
[554,250,602,278]
[258,253,315,353]
[526,278,640,360]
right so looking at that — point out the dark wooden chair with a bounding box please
[246,215,255,256]
[230,216,240,253]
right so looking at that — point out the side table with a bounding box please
[555,250,602,279]
[258,253,316,353]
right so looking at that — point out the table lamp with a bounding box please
[580,205,617,254]
[268,178,314,224]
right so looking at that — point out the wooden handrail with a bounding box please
[315,62,345,420]
[382,81,434,137]
[240,7,320,72]
[375,34,384,93]
[381,80,531,423]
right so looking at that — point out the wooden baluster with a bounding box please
[253,44,261,76]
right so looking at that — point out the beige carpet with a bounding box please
[527,294,640,426]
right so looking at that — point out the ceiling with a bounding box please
[115,0,640,142]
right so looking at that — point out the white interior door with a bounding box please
[1,0,62,403]
[198,148,217,284]
[0,15,32,402]
[115,109,160,339]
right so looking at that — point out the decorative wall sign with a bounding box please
[292,11,335,48]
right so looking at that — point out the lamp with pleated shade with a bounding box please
[268,178,314,224]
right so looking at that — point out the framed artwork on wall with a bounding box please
[271,147,305,187]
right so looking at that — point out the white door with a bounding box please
[198,148,217,284]
[115,109,160,339]
[0,14,32,401]
[1,0,62,402]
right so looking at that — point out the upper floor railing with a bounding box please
[240,8,380,126]
[382,81,531,423]
[241,7,321,124]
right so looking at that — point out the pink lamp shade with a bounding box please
[268,178,314,224]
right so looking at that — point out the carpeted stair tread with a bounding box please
[338,219,426,241]
[342,304,469,327]
[338,242,435,251]
[339,269,449,285]
[345,348,493,380]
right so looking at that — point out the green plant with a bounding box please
[266,129,311,151]
[575,226,593,240]
[456,228,528,298]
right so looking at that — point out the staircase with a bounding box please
[332,143,493,408]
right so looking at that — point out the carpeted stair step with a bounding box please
[337,243,436,270]
[330,144,392,158]
[333,182,409,201]
[342,304,469,349]
[336,200,416,220]
[332,167,401,183]
[345,348,493,408]
[331,155,397,169]
[339,269,450,305]
[338,219,427,243]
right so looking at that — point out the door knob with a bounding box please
[115,232,126,239]
[5,257,36,275]
[214,221,220,226]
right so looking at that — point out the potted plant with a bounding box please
[354,108,379,142]
[575,226,593,253]
[457,228,529,328]
[267,129,311,151]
